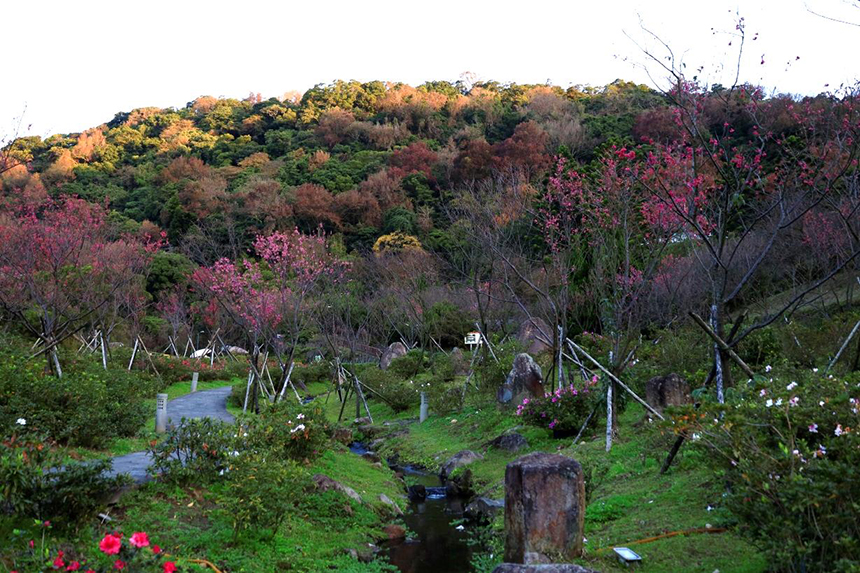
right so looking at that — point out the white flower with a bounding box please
[296,413,305,420]
[820,400,826,407]
[835,424,844,436]
[775,398,783,407]
[290,424,306,434]
[765,365,772,373]
[766,399,774,408]
[813,368,819,373]
[455,525,465,531]
[789,397,799,407]
[786,382,798,391]
[760,389,767,397]
[692,433,701,441]
[809,424,818,433]
[15,418,26,426]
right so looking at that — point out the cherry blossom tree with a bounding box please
[0,196,160,376]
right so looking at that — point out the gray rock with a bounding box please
[493,564,598,573]
[362,451,382,464]
[504,452,586,563]
[516,318,553,355]
[645,373,692,414]
[498,354,544,405]
[313,473,363,504]
[380,342,408,370]
[465,497,505,521]
[440,449,484,479]
[450,347,470,375]
[490,432,529,453]
[378,493,404,515]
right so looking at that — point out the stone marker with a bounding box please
[191,371,199,393]
[419,391,429,423]
[504,452,585,564]
[517,317,553,355]
[380,342,408,370]
[644,373,692,414]
[450,347,470,375]
[155,393,168,433]
[498,354,543,405]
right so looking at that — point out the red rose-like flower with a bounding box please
[99,534,122,555]
[66,562,81,571]
[152,545,161,554]
[163,562,177,573]
[53,555,65,568]
[129,532,150,548]
[114,560,125,570]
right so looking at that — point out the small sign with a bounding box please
[464,332,482,346]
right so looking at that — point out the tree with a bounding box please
[0,197,160,375]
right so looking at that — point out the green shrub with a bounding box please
[0,433,129,530]
[0,353,158,448]
[673,369,860,571]
[359,367,417,412]
[292,360,333,387]
[223,452,308,538]
[430,352,456,382]
[388,349,428,378]
[147,417,237,484]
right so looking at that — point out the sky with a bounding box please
[2,0,858,138]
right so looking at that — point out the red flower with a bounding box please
[66,562,81,571]
[152,545,161,554]
[99,533,122,555]
[53,555,65,569]
[114,560,125,570]
[163,562,177,573]
[129,532,150,548]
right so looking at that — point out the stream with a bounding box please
[349,442,475,572]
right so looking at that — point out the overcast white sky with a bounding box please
[2,0,858,138]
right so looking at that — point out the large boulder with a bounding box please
[490,432,529,453]
[380,342,408,370]
[517,318,553,355]
[493,565,598,573]
[645,373,692,414]
[504,452,586,564]
[313,474,363,504]
[498,354,544,405]
[450,347,470,375]
[440,449,484,479]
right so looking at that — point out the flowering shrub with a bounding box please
[147,418,237,485]
[669,369,860,571]
[5,529,181,572]
[0,432,129,529]
[241,400,329,461]
[516,377,600,434]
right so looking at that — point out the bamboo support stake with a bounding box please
[566,338,665,420]
[128,338,139,370]
[689,312,755,380]
[827,318,860,373]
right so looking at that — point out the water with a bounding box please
[386,465,475,573]
[348,444,475,572]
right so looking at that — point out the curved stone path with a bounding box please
[108,386,234,483]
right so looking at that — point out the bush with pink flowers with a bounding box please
[515,376,601,435]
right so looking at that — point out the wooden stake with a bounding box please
[827,318,860,373]
[128,337,139,370]
[689,312,755,380]
[567,338,665,420]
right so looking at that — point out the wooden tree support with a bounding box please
[689,312,755,379]
[566,338,665,421]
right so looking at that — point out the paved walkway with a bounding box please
[108,386,234,483]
